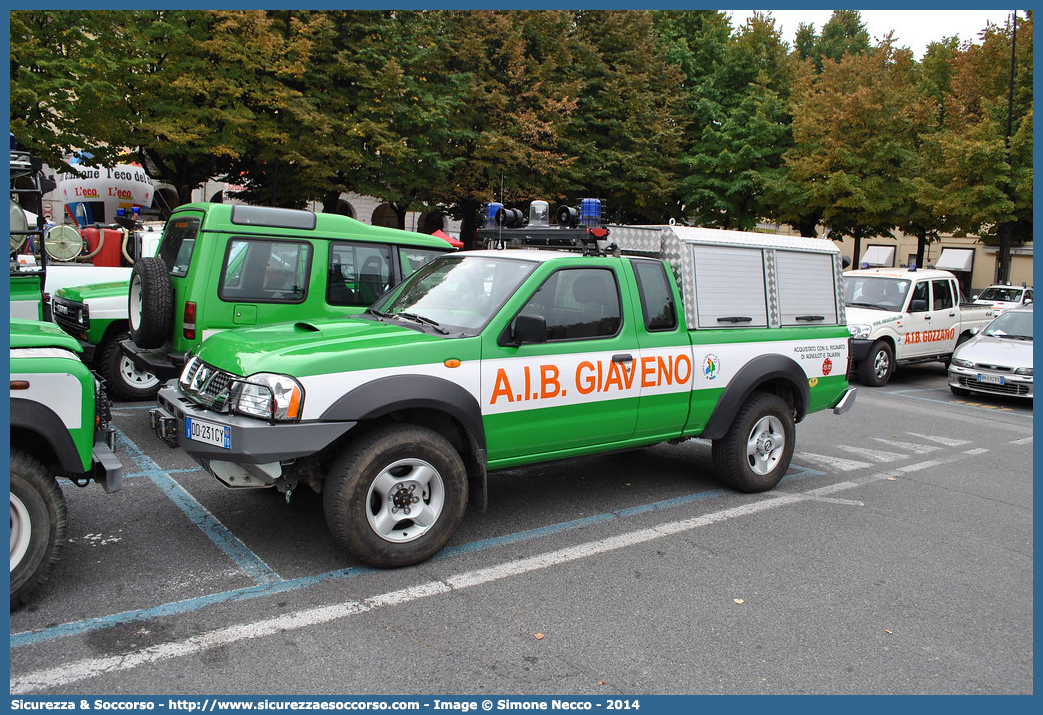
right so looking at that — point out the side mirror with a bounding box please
[909,299,929,313]
[969,326,981,336]
[971,294,979,300]
[506,314,548,346]
[1024,298,1032,305]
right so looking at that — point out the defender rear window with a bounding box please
[158,216,202,277]
[399,247,447,278]
[219,238,312,303]
[327,242,394,306]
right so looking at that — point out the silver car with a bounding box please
[948,305,1033,399]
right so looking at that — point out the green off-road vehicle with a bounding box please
[149,216,856,568]
[9,319,123,608]
[118,202,453,400]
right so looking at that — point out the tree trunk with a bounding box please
[321,191,341,214]
[176,184,194,207]
[458,199,481,251]
[915,232,927,269]
[392,203,408,231]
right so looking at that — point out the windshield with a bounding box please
[978,287,1023,302]
[370,254,536,334]
[983,310,1033,340]
[843,276,909,312]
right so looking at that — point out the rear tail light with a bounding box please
[183,302,197,340]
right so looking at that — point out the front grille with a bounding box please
[180,358,235,411]
[956,376,1030,396]
[969,362,1014,373]
[52,297,87,333]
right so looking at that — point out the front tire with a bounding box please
[99,332,161,401]
[858,340,894,387]
[712,392,796,493]
[10,450,68,609]
[323,425,468,568]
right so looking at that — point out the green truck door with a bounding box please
[625,259,694,441]
[482,264,641,463]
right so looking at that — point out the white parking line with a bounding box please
[11,437,999,694]
[13,490,815,694]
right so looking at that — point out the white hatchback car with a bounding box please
[948,305,1033,399]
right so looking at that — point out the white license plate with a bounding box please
[186,417,231,449]
[976,373,1005,385]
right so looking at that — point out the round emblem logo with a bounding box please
[703,354,720,380]
[822,358,833,376]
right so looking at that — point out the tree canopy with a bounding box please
[9,9,1033,249]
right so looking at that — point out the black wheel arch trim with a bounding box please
[320,375,488,511]
[320,374,487,452]
[10,398,88,476]
[701,354,811,440]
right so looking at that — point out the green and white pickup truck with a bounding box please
[9,319,123,608]
[149,223,856,568]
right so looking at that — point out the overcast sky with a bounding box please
[726,9,1018,59]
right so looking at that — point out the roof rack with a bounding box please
[479,226,614,256]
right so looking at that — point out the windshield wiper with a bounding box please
[846,301,889,310]
[396,312,449,335]
[364,306,391,319]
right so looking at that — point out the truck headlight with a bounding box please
[849,324,872,340]
[233,373,304,421]
[951,357,973,368]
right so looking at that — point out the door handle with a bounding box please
[612,354,633,363]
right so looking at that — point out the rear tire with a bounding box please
[858,340,894,387]
[712,392,795,493]
[99,332,161,401]
[323,425,468,568]
[10,450,68,609]
[128,256,172,349]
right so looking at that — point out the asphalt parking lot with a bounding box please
[9,362,1033,696]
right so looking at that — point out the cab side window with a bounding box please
[932,280,955,310]
[518,268,621,340]
[909,281,930,311]
[630,259,677,331]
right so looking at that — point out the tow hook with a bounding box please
[149,408,179,448]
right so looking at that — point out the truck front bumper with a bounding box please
[150,384,357,487]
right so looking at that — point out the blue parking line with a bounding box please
[11,459,827,650]
[114,430,280,587]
